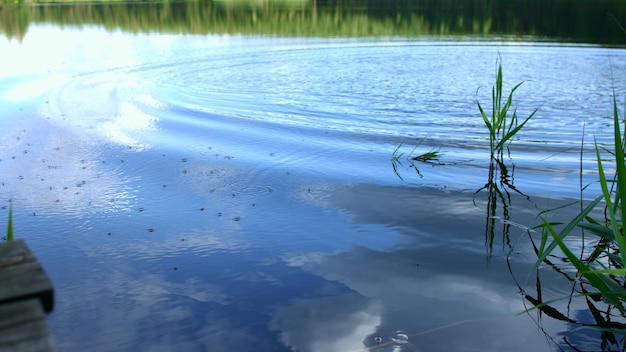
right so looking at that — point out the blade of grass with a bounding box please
[477,55,536,160]
[595,138,624,262]
[542,218,625,310]
[610,95,626,266]
[496,108,538,151]
[6,202,12,242]
[583,268,626,275]
[531,195,604,274]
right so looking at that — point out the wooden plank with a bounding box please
[0,240,54,313]
[0,299,55,352]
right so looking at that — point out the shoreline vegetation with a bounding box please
[530,94,626,337]
[392,54,626,342]
[0,0,624,45]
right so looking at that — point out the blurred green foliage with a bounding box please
[0,0,624,44]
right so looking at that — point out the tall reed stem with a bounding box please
[477,56,537,161]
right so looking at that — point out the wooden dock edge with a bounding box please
[0,240,55,352]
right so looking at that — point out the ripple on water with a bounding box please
[39,39,626,192]
[6,33,626,352]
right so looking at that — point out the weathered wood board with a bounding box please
[0,240,55,351]
[0,299,55,352]
[0,240,53,312]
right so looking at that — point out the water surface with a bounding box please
[1,23,626,352]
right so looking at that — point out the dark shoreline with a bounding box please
[1,0,625,45]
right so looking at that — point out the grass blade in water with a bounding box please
[6,203,12,242]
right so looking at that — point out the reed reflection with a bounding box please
[507,233,626,352]
[476,155,626,351]
[390,140,444,180]
[474,158,530,257]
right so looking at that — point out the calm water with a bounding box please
[1,23,626,351]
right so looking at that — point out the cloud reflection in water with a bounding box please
[270,184,579,352]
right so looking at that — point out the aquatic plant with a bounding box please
[2,202,12,242]
[474,158,530,257]
[529,95,626,338]
[474,56,536,255]
[477,56,537,161]
[508,231,626,351]
[391,137,444,180]
[407,148,443,162]
[6,202,12,241]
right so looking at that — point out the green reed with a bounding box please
[530,95,626,333]
[477,56,537,161]
[391,137,445,180]
[6,203,12,242]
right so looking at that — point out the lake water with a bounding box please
[1,7,626,352]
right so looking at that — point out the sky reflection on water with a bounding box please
[1,25,626,351]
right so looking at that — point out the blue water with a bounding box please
[1,25,626,351]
